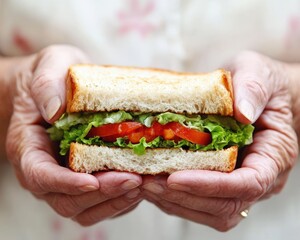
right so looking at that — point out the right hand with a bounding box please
[5,45,143,226]
[141,51,299,231]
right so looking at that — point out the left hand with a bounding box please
[142,51,299,231]
[5,45,143,226]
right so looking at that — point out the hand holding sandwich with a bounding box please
[1,45,143,226]
[1,46,299,229]
[142,51,299,231]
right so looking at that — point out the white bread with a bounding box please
[69,143,238,174]
[65,65,238,174]
[67,65,233,116]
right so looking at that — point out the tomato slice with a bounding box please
[144,121,164,137]
[128,122,162,143]
[162,128,176,140]
[88,122,143,138]
[101,135,119,142]
[88,121,211,146]
[167,122,211,145]
[128,129,145,143]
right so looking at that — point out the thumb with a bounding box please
[228,51,274,124]
[31,45,90,123]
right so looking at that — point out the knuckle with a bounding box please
[23,162,45,193]
[215,199,243,218]
[248,175,268,201]
[243,78,269,104]
[109,198,129,213]
[99,187,114,199]
[158,200,176,216]
[31,71,55,93]
[281,131,298,170]
[50,195,78,218]
[237,169,267,202]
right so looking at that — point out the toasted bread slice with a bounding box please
[67,65,233,115]
[69,143,238,174]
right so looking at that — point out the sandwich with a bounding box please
[48,65,254,174]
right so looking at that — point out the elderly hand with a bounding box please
[5,45,142,226]
[142,51,299,231]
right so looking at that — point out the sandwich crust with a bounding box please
[67,65,234,115]
[69,143,238,174]
[65,65,239,174]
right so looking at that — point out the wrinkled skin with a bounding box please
[142,51,299,231]
[5,45,143,226]
[4,46,299,229]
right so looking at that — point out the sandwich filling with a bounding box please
[48,111,254,156]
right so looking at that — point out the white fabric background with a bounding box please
[0,0,300,239]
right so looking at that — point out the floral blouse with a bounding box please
[0,0,300,240]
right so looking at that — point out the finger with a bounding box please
[111,202,140,218]
[167,164,268,202]
[73,190,142,226]
[261,171,289,200]
[167,114,299,201]
[31,45,90,122]
[167,133,287,201]
[143,176,251,217]
[166,144,269,201]
[145,193,241,232]
[23,150,99,195]
[227,51,274,124]
[15,125,99,195]
[42,172,142,217]
[94,171,142,198]
[143,185,250,218]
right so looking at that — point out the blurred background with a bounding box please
[1,0,300,239]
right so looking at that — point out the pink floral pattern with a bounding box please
[12,30,33,53]
[117,0,157,37]
[50,217,107,240]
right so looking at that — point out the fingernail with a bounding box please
[79,185,98,192]
[45,96,61,120]
[126,189,141,199]
[168,183,191,192]
[121,180,140,191]
[143,183,164,194]
[239,99,255,122]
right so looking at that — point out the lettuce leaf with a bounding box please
[47,111,254,156]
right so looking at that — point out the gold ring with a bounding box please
[240,209,249,218]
